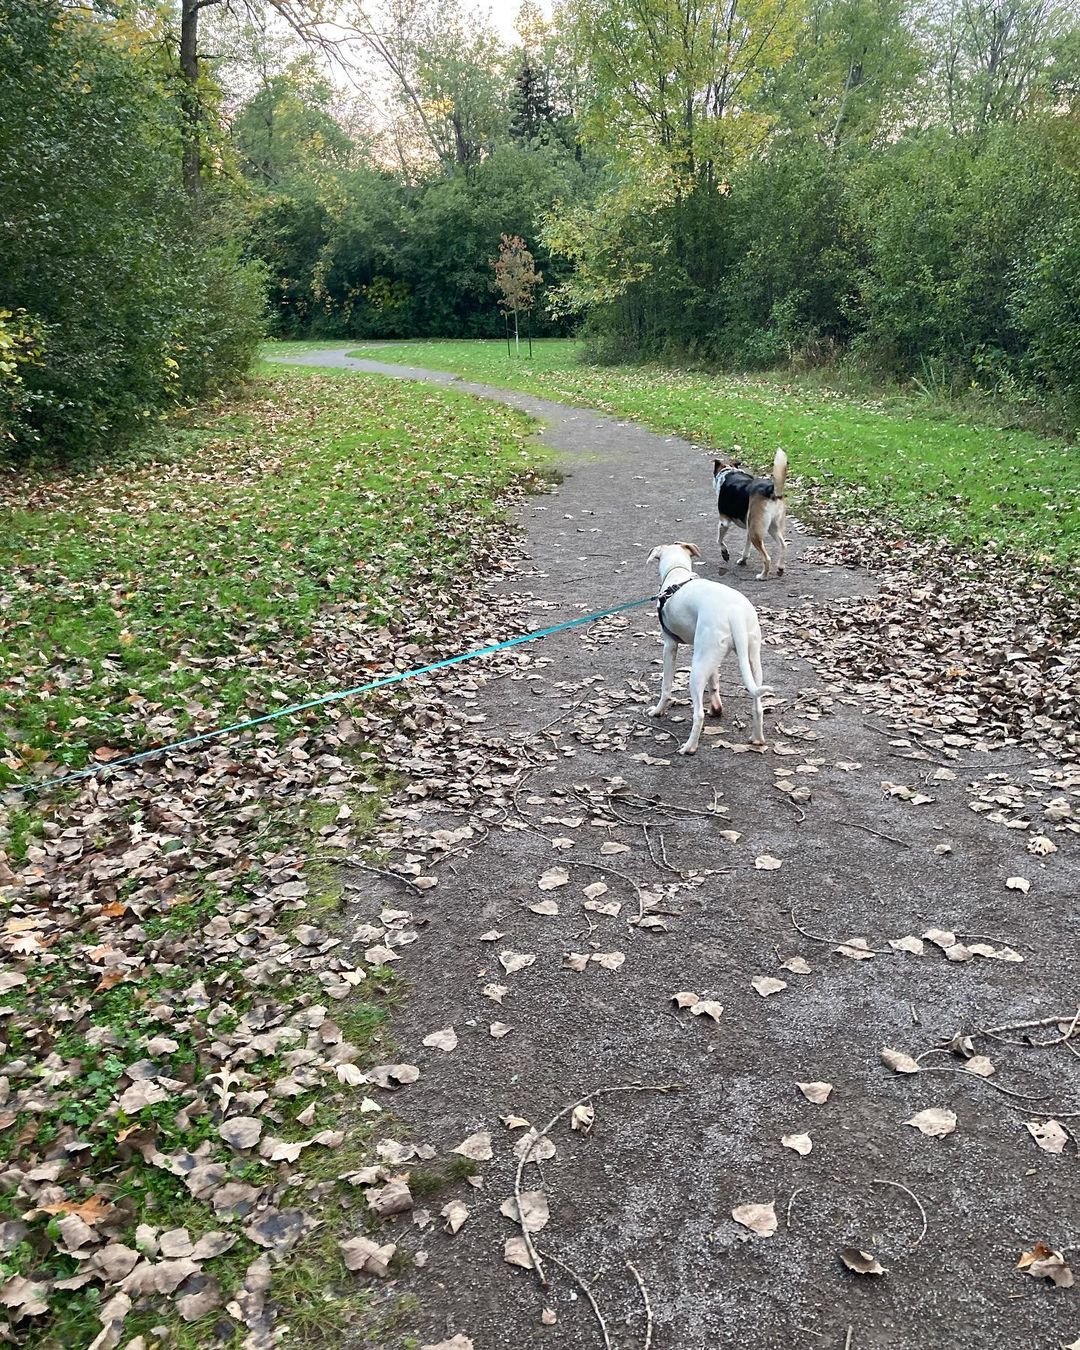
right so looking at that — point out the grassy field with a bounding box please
[331,338,1079,574]
[1,362,535,775]
[0,364,537,1347]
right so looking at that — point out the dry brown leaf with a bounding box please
[499,950,536,975]
[542,1308,557,1325]
[754,854,783,870]
[482,983,509,1004]
[440,1201,469,1234]
[670,991,700,1008]
[781,956,811,975]
[689,999,723,1023]
[923,928,956,950]
[840,1247,887,1276]
[964,1056,996,1078]
[452,1131,493,1161]
[529,899,559,916]
[752,976,788,998]
[1027,835,1057,856]
[366,1180,413,1217]
[218,1116,262,1150]
[340,1235,396,1278]
[889,936,925,956]
[489,1022,512,1039]
[782,1133,812,1156]
[904,1107,957,1139]
[1025,1120,1069,1155]
[499,1190,549,1233]
[571,1104,595,1135]
[1018,1242,1074,1288]
[591,951,625,971]
[881,1047,920,1075]
[422,1338,474,1350]
[599,842,630,855]
[583,881,609,899]
[501,1114,530,1130]
[537,868,569,890]
[798,1081,833,1104]
[422,1027,458,1053]
[1005,876,1031,893]
[503,1235,535,1269]
[731,1202,777,1238]
[835,937,875,960]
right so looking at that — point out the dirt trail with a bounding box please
[274,349,1079,1350]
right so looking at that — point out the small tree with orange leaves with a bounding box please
[493,234,542,357]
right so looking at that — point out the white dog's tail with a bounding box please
[772,449,788,498]
[732,626,770,700]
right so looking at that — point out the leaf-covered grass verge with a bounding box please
[0,366,542,1346]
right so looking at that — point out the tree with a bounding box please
[493,234,542,354]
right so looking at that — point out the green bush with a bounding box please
[0,1,263,463]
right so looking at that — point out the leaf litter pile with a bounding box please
[3,362,1079,1347]
[0,368,552,1345]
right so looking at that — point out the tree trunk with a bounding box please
[527,309,532,359]
[179,0,202,196]
[505,313,512,358]
[513,307,519,355]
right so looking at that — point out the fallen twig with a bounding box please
[835,819,910,849]
[538,1247,612,1349]
[981,1014,1078,1036]
[919,1067,1051,1101]
[789,908,887,952]
[872,1177,928,1247]
[626,1261,654,1350]
[844,1326,853,1350]
[344,860,424,895]
[515,1082,682,1287]
[786,1188,801,1230]
[1043,1006,1080,1046]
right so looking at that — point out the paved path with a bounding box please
[272,348,1079,1350]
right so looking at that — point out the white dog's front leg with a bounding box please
[648,639,678,718]
[716,519,731,562]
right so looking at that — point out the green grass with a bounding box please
[1,363,537,775]
[302,337,1079,577]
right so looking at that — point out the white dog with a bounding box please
[646,542,769,755]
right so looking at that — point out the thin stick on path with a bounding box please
[835,819,910,849]
[872,1177,928,1247]
[344,860,424,895]
[538,1247,612,1349]
[626,1260,654,1350]
[790,908,887,952]
[981,1014,1078,1036]
[515,1082,681,1287]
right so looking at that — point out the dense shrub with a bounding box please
[0,1,263,462]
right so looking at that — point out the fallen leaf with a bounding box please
[1018,1242,1074,1288]
[752,976,788,998]
[840,1247,887,1276]
[503,1235,535,1269]
[571,1104,594,1134]
[1005,876,1031,893]
[923,928,956,949]
[591,951,625,970]
[964,1056,996,1077]
[489,1021,512,1038]
[542,1308,557,1325]
[904,1107,957,1139]
[367,1179,413,1217]
[218,1116,262,1150]
[538,868,569,891]
[1025,1120,1069,1155]
[835,937,875,960]
[732,1202,777,1237]
[583,881,608,899]
[440,1201,469,1234]
[689,999,723,1022]
[529,899,559,916]
[1027,835,1057,856]
[500,950,536,975]
[889,936,925,956]
[782,1133,812,1156]
[340,1235,396,1278]
[798,1082,833,1104]
[452,1131,493,1161]
[422,1338,474,1350]
[499,1190,549,1233]
[754,854,783,870]
[670,991,700,1008]
[422,1027,458,1053]
[781,956,811,975]
[482,983,509,1003]
[599,842,630,855]
[881,1047,920,1075]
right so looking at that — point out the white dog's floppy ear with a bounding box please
[679,541,703,559]
[646,545,664,566]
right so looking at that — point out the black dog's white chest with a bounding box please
[716,470,775,525]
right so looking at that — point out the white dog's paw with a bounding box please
[677,741,697,756]
[647,704,664,719]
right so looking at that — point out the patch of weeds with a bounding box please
[407,1155,479,1199]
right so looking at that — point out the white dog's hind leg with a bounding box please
[737,530,752,567]
[768,517,788,577]
[678,652,711,755]
[649,639,678,718]
[709,670,723,716]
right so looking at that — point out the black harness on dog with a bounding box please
[657,577,692,641]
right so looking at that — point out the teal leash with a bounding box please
[16,596,654,796]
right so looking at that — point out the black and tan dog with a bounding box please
[712,449,788,579]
